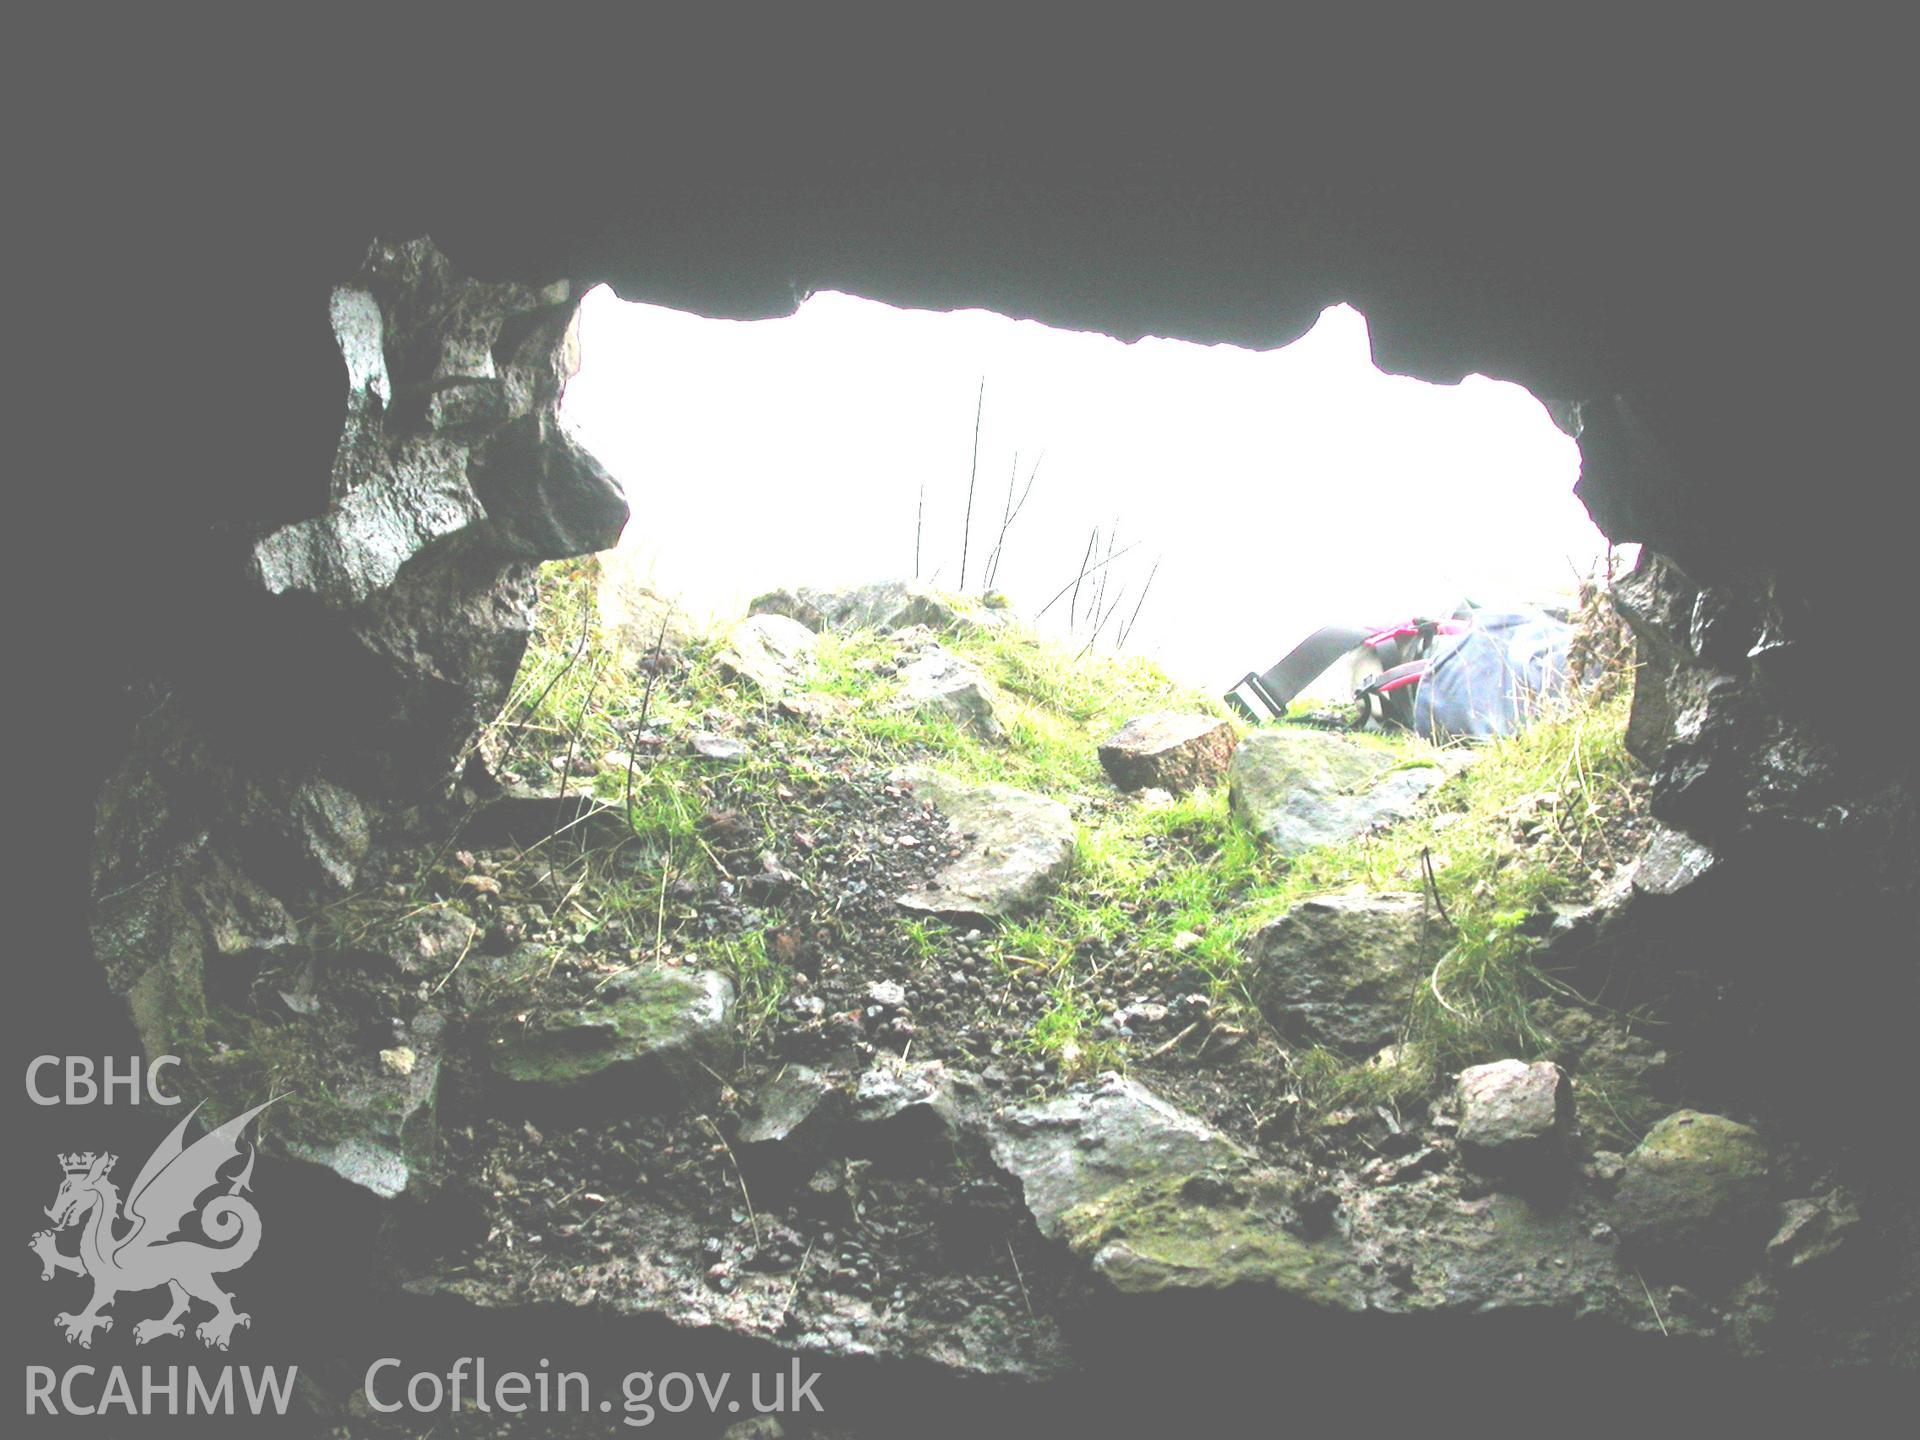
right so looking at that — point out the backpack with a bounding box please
[1228,608,1572,740]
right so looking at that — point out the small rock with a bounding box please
[850,1059,971,1148]
[1456,1059,1572,1165]
[1632,822,1719,898]
[596,556,697,660]
[887,644,1008,740]
[1098,712,1237,794]
[988,1075,1250,1240]
[378,1046,418,1078]
[777,692,851,725]
[1582,1150,1627,1186]
[489,958,736,1112]
[1766,1189,1860,1285]
[689,732,750,761]
[736,1065,838,1147]
[385,907,477,977]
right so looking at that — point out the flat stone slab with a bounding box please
[459,775,614,847]
[987,1076,1364,1303]
[1228,727,1455,856]
[689,732,750,760]
[893,766,1074,922]
[1098,712,1237,793]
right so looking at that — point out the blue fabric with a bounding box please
[1413,610,1571,740]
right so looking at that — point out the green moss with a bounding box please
[179,1013,359,1147]
[1058,1174,1360,1307]
[492,966,717,1085]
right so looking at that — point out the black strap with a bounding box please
[1247,626,1372,712]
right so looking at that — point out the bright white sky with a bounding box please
[563,288,1612,691]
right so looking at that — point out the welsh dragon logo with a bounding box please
[28,1098,276,1350]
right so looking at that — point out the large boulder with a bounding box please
[1098,712,1237,794]
[716,613,819,696]
[489,960,735,1111]
[238,239,628,794]
[1228,728,1451,856]
[1613,1110,1772,1272]
[893,766,1074,922]
[1247,892,1429,1053]
[887,644,1008,740]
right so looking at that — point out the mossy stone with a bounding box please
[1615,1109,1771,1272]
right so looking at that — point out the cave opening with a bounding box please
[561,285,1621,702]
